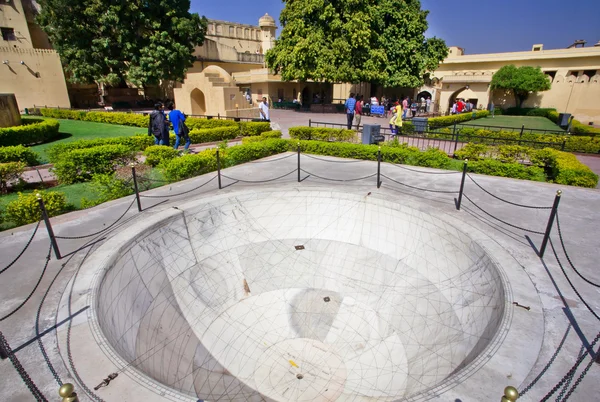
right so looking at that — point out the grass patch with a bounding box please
[29,118,144,163]
[459,116,564,132]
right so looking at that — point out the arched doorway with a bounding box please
[448,86,478,111]
[190,88,206,115]
[301,86,310,106]
[417,90,432,101]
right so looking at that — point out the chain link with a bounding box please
[140,175,217,198]
[301,169,377,182]
[222,169,297,183]
[556,213,600,288]
[381,173,459,194]
[302,153,365,164]
[467,174,553,209]
[0,331,48,401]
[559,353,596,401]
[0,221,41,275]
[387,162,461,174]
[519,324,571,396]
[463,193,545,234]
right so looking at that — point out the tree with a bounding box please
[265,0,448,87]
[37,0,207,87]
[490,65,551,108]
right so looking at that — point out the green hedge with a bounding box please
[531,148,598,188]
[188,126,240,143]
[186,118,238,130]
[5,191,67,226]
[426,110,490,129]
[160,139,289,182]
[0,145,41,166]
[40,108,148,127]
[240,122,272,136]
[242,130,283,144]
[52,144,136,183]
[0,162,25,194]
[468,159,546,182]
[144,145,180,167]
[47,135,153,163]
[0,118,60,146]
[289,127,356,142]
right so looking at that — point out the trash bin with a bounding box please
[362,124,383,144]
[412,117,429,133]
[24,108,29,115]
[558,113,571,128]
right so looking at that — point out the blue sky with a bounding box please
[190,0,600,54]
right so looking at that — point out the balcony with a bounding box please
[237,52,264,64]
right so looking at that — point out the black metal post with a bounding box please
[539,190,562,258]
[519,124,524,145]
[37,195,61,259]
[309,119,312,128]
[131,165,142,212]
[297,143,301,183]
[453,122,459,153]
[377,148,382,188]
[456,159,468,210]
[561,139,566,151]
[216,149,222,189]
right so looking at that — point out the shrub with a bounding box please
[5,191,67,226]
[161,149,218,182]
[0,145,41,166]
[531,148,598,188]
[571,120,600,136]
[242,130,283,144]
[0,162,26,194]
[240,122,272,136]
[144,145,180,167]
[47,135,154,162]
[454,143,489,161]
[289,127,356,142]
[427,110,489,129]
[52,144,136,183]
[223,139,289,167]
[468,159,546,182]
[40,108,148,128]
[185,118,238,130]
[81,173,135,207]
[0,118,60,146]
[188,126,240,143]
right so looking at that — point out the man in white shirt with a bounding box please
[259,97,270,121]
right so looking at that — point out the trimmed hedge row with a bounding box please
[240,122,272,136]
[189,126,240,143]
[532,148,598,188]
[0,118,60,147]
[47,135,153,163]
[5,191,68,226]
[52,144,136,183]
[426,110,490,129]
[0,162,25,194]
[242,130,283,144]
[144,145,180,167]
[186,118,238,130]
[289,127,356,142]
[0,145,41,166]
[160,139,289,182]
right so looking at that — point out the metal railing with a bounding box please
[456,123,567,136]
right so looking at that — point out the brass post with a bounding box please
[501,385,519,402]
[59,383,79,402]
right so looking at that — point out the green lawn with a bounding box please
[30,118,145,163]
[459,116,564,133]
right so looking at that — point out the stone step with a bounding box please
[211,82,231,87]
[208,77,225,83]
[204,73,220,78]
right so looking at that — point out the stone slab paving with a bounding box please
[0,153,599,401]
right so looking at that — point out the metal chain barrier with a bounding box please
[387,162,461,175]
[249,153,296,163]
[222,169,297,184]
[55,198,136,240]
[139,175,217,198]
[555,346,584,401]
[0,221,41,275]
[555,213,600,288]
[467,174,553,209]
[381,173,459,194]
[0,243,52,322]
[301,153,365,164]
[559,354,596,401]
[519,324,572,396]
[300,169,377,182]
[0,331,48,401]
[462,193,545,235]
[549,238,600,322]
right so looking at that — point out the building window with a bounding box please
[229,26,234,37]
[244,29,249,39]
[545,71,557,80]
[1,27,16,41]
[236,27,242,37]
[216,25,222,35]
[583,70,597,80]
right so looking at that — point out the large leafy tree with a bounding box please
[490,65,551,108]
[265,0,447,87]
[37,0,207,87]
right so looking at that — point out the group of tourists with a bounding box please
[345,93,432,134]
[148,102,191,151]
[450,99,474,114]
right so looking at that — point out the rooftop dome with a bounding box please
[259,13,276,28]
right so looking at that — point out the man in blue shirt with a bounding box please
[345,93,356,130]
[167,103,191,151]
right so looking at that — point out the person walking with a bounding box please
[354,95,363,130]
[168,103,191,152]
[148,102,168,145]
[426,97,432,113]
[401,97,409,119]
[259,96,270,121]
[345,93,356,130]
[389,102,403,135]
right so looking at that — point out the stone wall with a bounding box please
[0,94,22,128]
